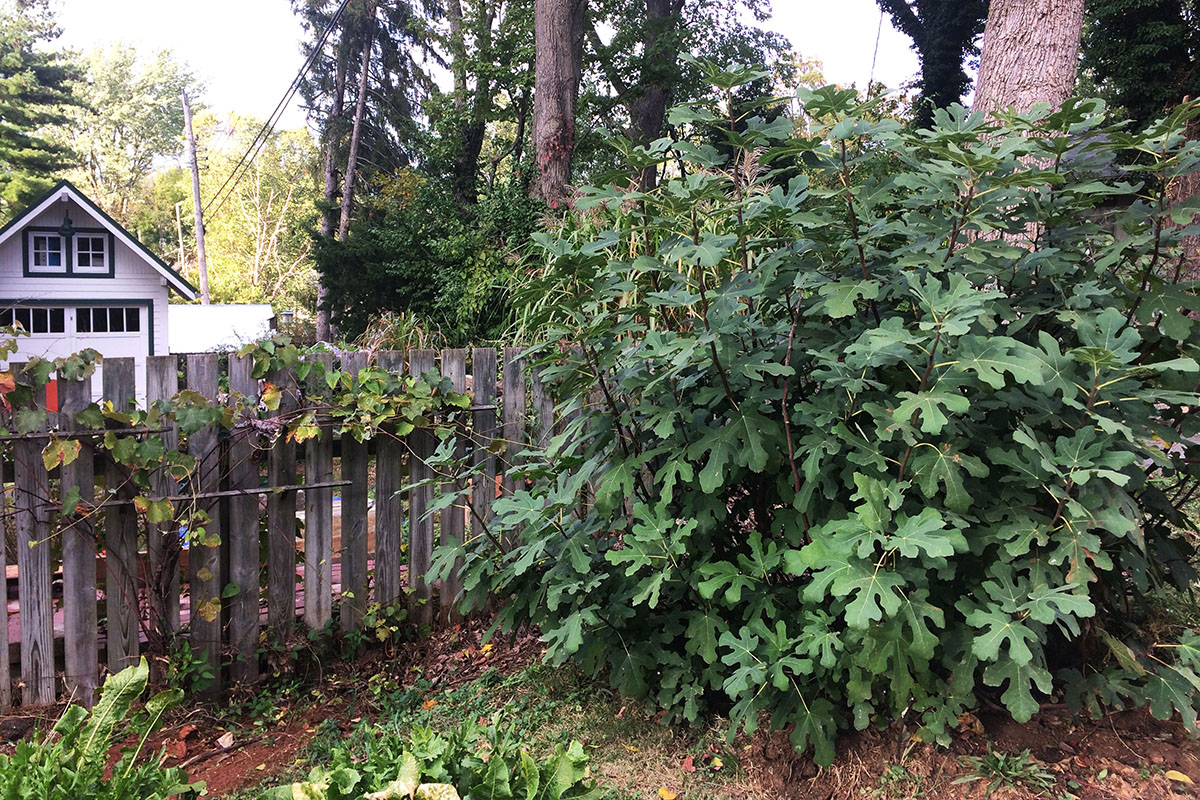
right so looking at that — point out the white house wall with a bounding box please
[0,197,172,403]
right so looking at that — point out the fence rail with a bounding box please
[0,346,554,708]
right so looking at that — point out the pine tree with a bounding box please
[0,0,79,220]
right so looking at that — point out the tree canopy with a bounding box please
[0,0,79,220]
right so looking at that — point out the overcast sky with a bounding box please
[53,0,921,130]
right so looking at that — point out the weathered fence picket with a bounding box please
[531,365,555,449]
[374,350,405,608]
[440,349,467,625]
[146,356,180,642]
[266,364,298,637]
[14,367,54,705]
[0,430,9,713]
[0,343,570,706]
[186,353,223,697]
[104,358,139,673]
[339,352,370,632]
[501,350,526,549]
[304,352,334,631]
[408,349,436,627]
[471,347,497,560]
[228,354,261,683]
[61,375,98,706]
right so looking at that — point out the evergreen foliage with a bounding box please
[1081,0,1199,128]
[437,68,1200,763]
[0,0,79,220]
[876,0,987,128]
[314,169,544,344]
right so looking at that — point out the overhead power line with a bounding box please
[202,0,357,219]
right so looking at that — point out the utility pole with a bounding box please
[182,88,211,304]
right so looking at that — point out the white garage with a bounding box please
[0,180,198,403]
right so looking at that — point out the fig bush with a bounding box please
[438,68,1200,763]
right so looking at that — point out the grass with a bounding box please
[954,745,1062,799]
[227,663,754,800]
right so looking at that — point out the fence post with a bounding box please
[304,352,334,631]
[13,364,54,705]
[227,354,261,683]
[439,348,467,625]
[266,364,298,638]
[186,353,222,697]
[408,349,436,627]
[146,356,180,644]
[339,352,369,632]
[470,347,498,560]
[103,357,139,673]
[374,350,405,608]
[60,375,98,706]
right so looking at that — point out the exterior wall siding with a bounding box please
[1,198,174,402]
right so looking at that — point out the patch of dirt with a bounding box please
[146,699,348,797]
[741,705,1200,800]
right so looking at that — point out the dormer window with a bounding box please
[29,232,66,274]
[23,228,114,277]
[74,234,108,273]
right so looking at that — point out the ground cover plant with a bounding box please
[438,66,1200,765]
[0,658,200,799]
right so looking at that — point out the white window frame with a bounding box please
[28,232,66,274]
[73,233,109,273]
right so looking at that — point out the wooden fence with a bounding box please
[0,347,561,709]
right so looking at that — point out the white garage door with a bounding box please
[1,304,150,404]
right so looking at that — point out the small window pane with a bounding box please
[1,308,12,327]
[76,235,106,270]
[16,308,31,331]
[31,235,63,270]
[76,308,90,333]
[92,309,107,332]
[32,307,48,333]
[125,308,140,332]
[109,308,124,332]
[49,308,64,333]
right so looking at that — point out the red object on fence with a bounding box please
[45,379,58,413]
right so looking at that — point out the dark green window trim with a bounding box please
[0,298,155,357]
[22,226,116,279]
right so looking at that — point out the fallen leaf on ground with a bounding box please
[1165,770,1194,785]
[422,699,439,710]
[216,732,234,749]
[178,724,198,739]
[681,755,695,773]
[658,788,678,800]
[710,757,723,771]
[165,739,187,759]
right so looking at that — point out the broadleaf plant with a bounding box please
[435,72,1200,764]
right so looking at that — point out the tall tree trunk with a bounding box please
[449,1,496,204]
[973,0,1085,115]
[1173,115,1200,282]
[316,35,349,342]
[628,0,680,191]
[338,4,377,240]
[531,0,586,206]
